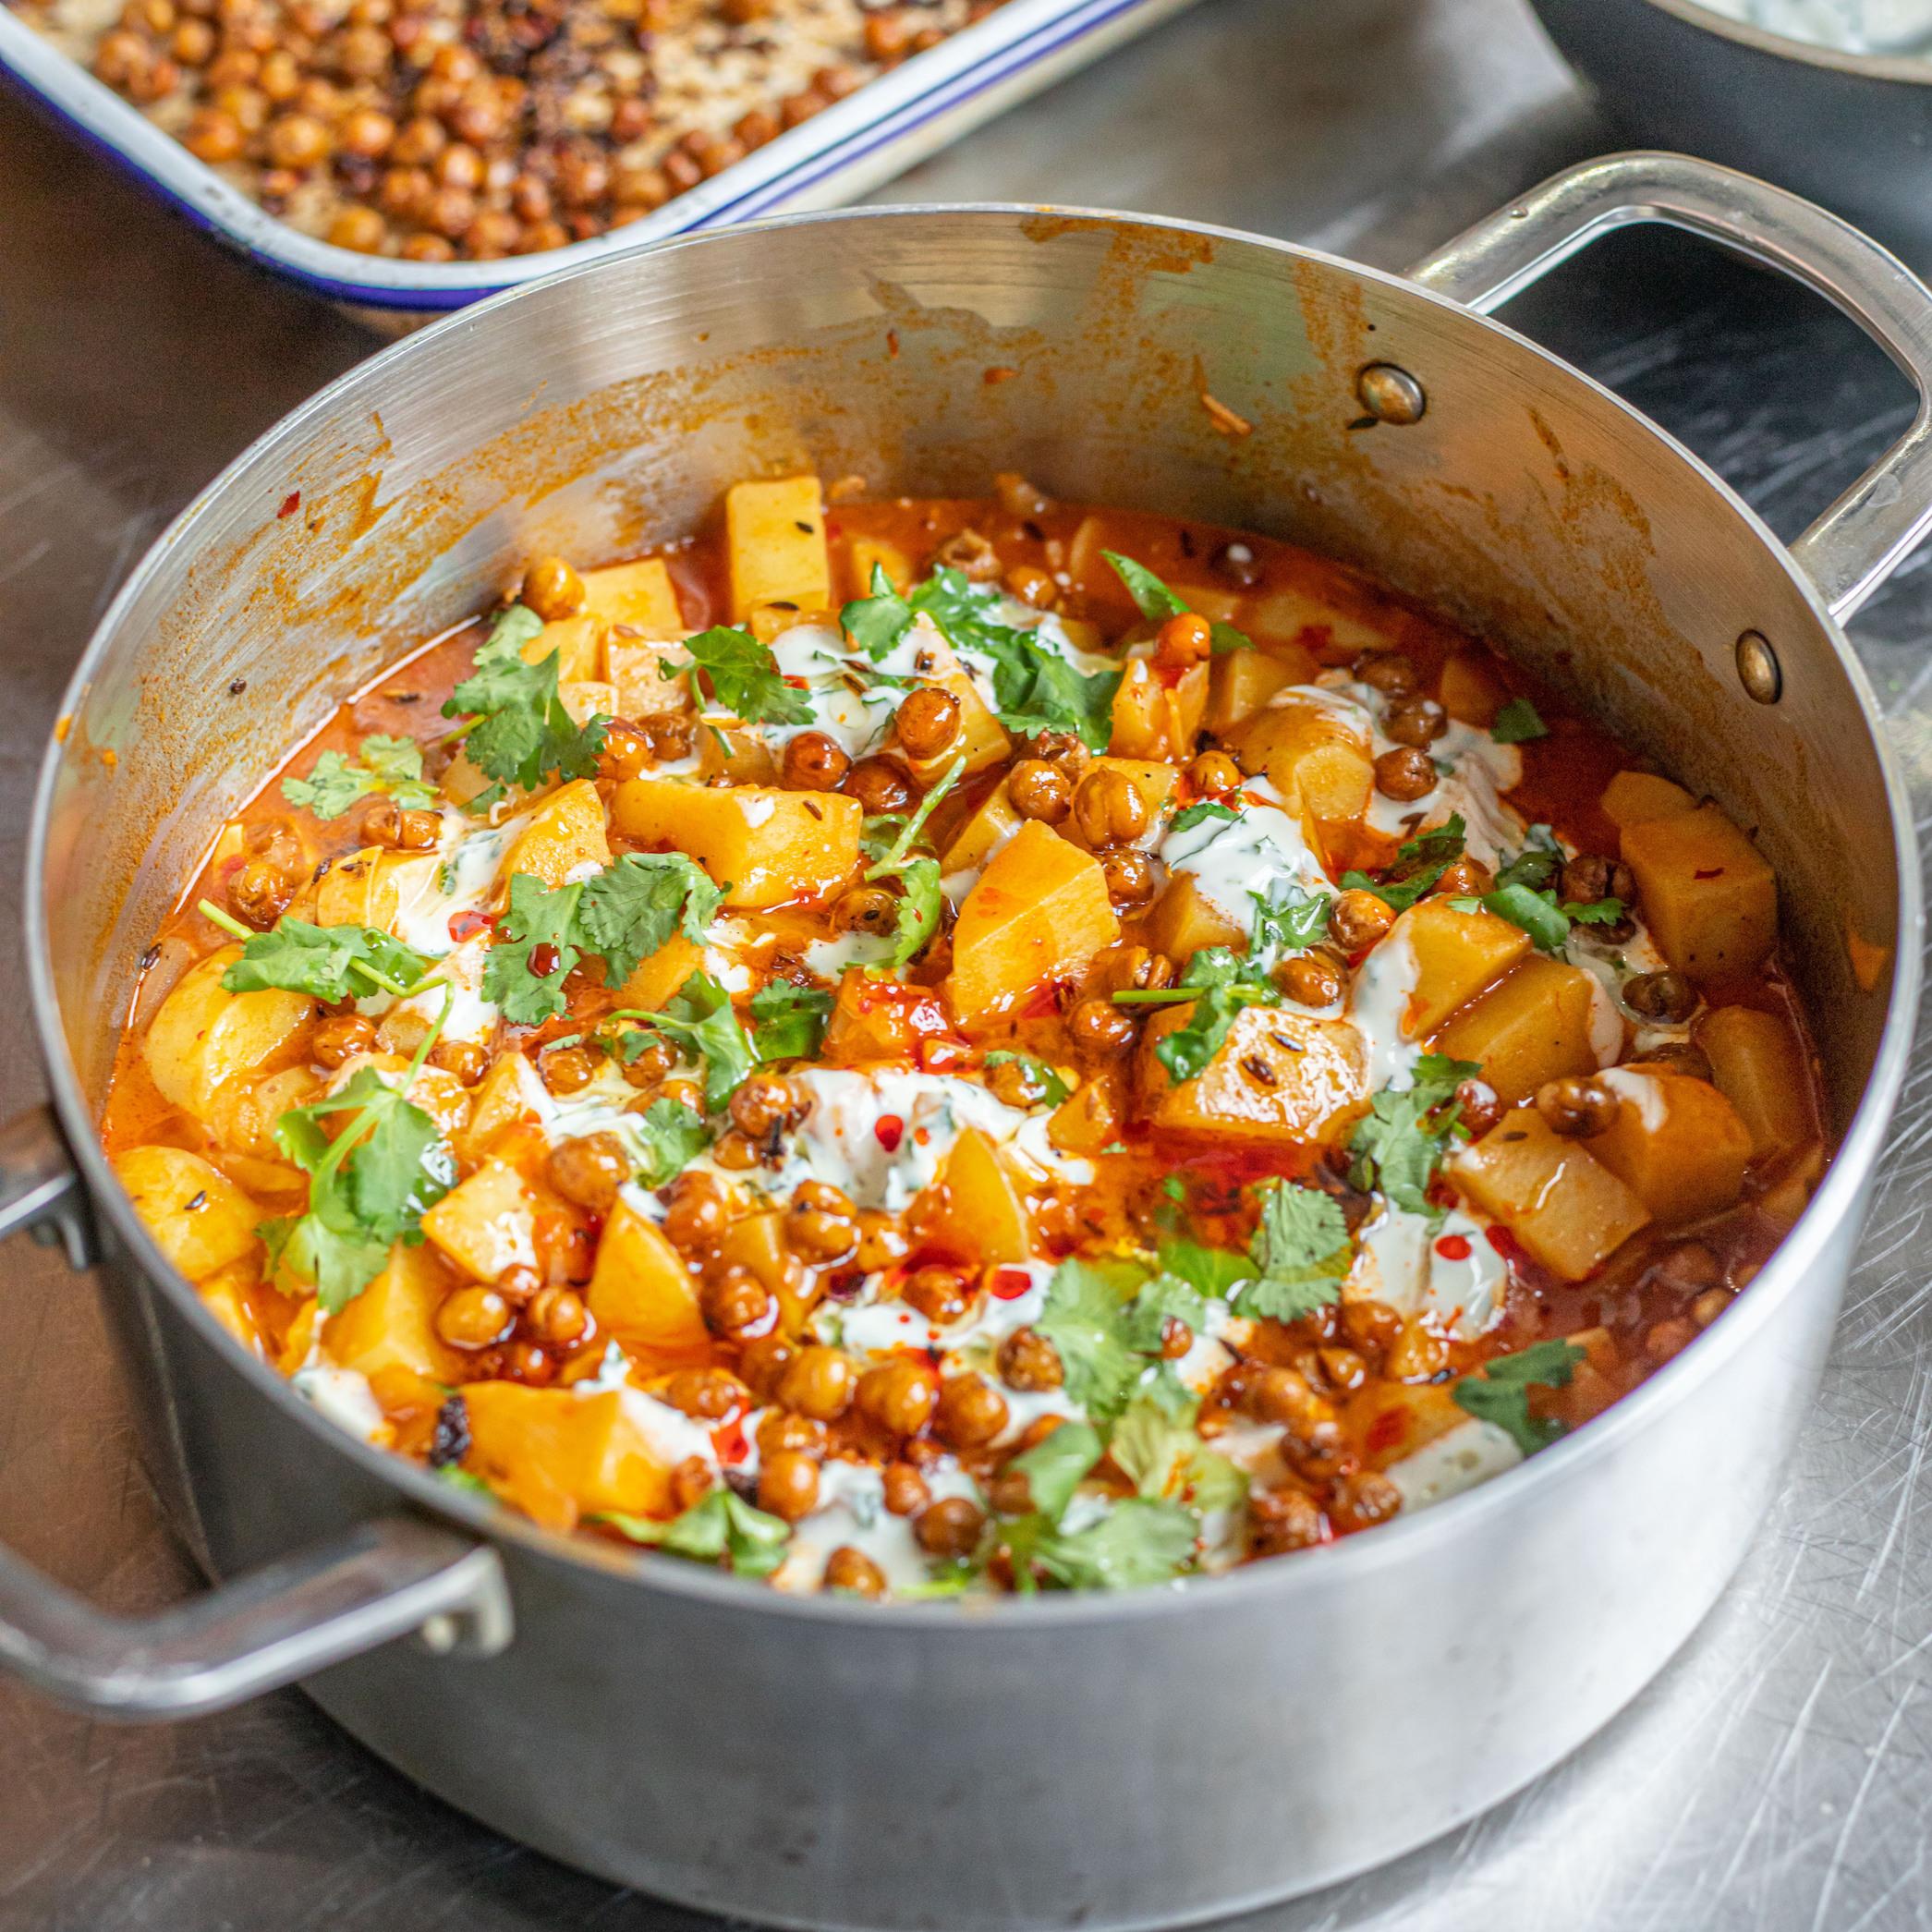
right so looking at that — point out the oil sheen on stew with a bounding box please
[98,475,1828,1600]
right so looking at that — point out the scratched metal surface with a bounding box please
[0,0,1928,1926]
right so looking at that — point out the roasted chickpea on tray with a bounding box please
[102,474,1826,1600]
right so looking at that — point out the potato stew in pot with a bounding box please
[100,474,1826,1599]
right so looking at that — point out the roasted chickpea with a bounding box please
[842,756,914,815]
[1067,996,1136,1055]
[894,687,961,760]
[497,1340,555,1386]
[1560,853,1634,908]
[598,720,653,783]
[1634,1040,1714,1083]
[312,1013,377,1068]
[778,1345,857,1422]
[1384,697,1447,747]
[1624,970,1696,1023]
[835,885,901,936]
[541,1047,598,1096]
[1317,1345,1367,1392]
[663,1367,747,1419]
[1692,1286,1732,1329]
[1646,1317,1696,1362]
[227,856,296,929]
[729,1073,797,1140]
[1276,954,1341,1007]
[1248,1484,1325,1555]
[935,1373,1008,1449]
[363,800,440,852]
[857,1356,939,1436]
[1006,758,1072,824]
[670,1456,713,1513]
[995,1326,1063,1392]
[1074,767,1149,848]
[758,1449,820,1523]
[1454,1075,1505,1139]
[328,206,387,253]
[1536,1075,1619,1138]
[782,731,851,792]
[546,1132,630,1212]
[663,1173,727,1251]
[1100,848,1156,907]
[1329,888,1395,952]
[495,1264,542,1307]
[1374,745,1438,803]
[701,1268,772,1338]
[711,1128,763,1172]
[914,1495,986,1558]
[1188,750,1242,798]
[1154,611,1213,670]
[739,1334,796,1402]
[1654,1240,1721,1296]
[882,1460,930,1516]
[785,1197,857,1263]
[933,527,999,580]
[1330,1469,1402,1532]
[644,715,696,762]
[436,1285,513,1350]
[756,1411,825,1461]
[264,109,330,169]
[903,1264,971,1325]
[524,1286,591,1348]
[1353,651,1417,699]
[823,1545,887,1598]
[428,1038,488,1085]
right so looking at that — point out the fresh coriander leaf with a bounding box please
[615,971,757,1112]
[575,852,723,984]
[358,734,439,808]
[1452,1339,1586,1454]
[1237,1181,1350,1321]
[281,732,439,820]
[1250,883,1331,957]
[602,1489,792,1578]
[1565,896,1627,927]
[1150,947,1280,1085]
[1004,1420,1102,1523]
[483,872,582,1025]
[1494,828,1561,892]
[1034,1256,1151,1425]
[1102,550,1252,654]
[1172,799,1240,834]
[1153,1235,1252,1300]
[1122,1270,1213,1352]
[220,918,431,1002]
[840,563,916,660]
[443,603,608,794]
[435,1466,494,1498]
[673,626,814,726]
[1348,1053,1480,1216]
[750,981,833,1062]
[1110,1395,1247,1512]
[1007,1497,1198,1592]
[630,1097,712,1188]
[1476,881,1571,953]
[1339,815,1466,915]
[883,856,942,973]
[1490,696,1549,744]
[981,1050,1072,1108]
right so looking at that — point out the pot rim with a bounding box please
[1630,0,1932,84]
[31,198,1923,1630]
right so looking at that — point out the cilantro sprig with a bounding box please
[1237,1181,1351,1321]
[666,626,815,726]
[612,970,757,1112]
[601,1488,791,1578]
[1002,1497,1199,1592]
[1340,814,1466,914]
[282,733,438,820]
[626,1096,713,1187]
[1134,947,1281,1085]
[1170,798,1240,834]
[982,1050,1072,1108]
[1348,1052,1479,1218]
[1452,1339,1586,1453]
[862,754,965,973]
[1102,550,1251,654]
[441,604,609,799]
[201,902,435,1002]
[749,981,833,1062]
[1489,696,1548,745]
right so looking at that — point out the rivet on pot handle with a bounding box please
[0,1102,513,1719]
[1406,151,1932,623]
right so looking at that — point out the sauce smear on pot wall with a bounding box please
[97,475,1828,1598]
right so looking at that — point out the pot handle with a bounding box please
[1406,151,1932,623]
[0,1101,513,1719]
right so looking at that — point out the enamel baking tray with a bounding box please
[0,0,1200,320]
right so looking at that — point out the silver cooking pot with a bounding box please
[0,153,1924,1932]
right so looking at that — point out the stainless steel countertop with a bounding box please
[2,1,1929,1925]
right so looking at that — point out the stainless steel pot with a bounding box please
[0,152,1924,1932]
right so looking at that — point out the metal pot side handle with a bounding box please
[0,1102,512,1719]
[1406,150,1932,623]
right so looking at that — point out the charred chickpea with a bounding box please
[777,1345,857,1422]
[700,1267,772,1337]
[1067,996,1136,1056]
[1692,1287,1733,1329]
[1100,848,1156,907]
[1654,1240,1721,1297]
[882,1460,930,1516]
[894,686,961,760]
[1624,969,1696,1024]
[995,1326,1063,1392]
[1560,853,1634,906]
[670,1456,713,1513]
[784,1179,857,1262]
[663,1367,747,1419]
[1329,888,1395,952]
[914,1495,986,1559]
[546,1132,630,1213]
[986,1464,1034,1516]
[757,1410,825,1460]
[621,1038,677,1091]
[1248,1484,1325,1555]
[644,715,696,762]
[1158,1314,1194,1360]
[1431,855,1491,899]
[541,1047,599,1097]
[1073,767,1149,848]
[1006,757,1072,824]
[739,1334,796,1402]
[758,1449,821,1523]
[662,1172,728,1251]
[1331,1469,1403,1532]
[312,1013,377,1069]
[1353,651,1418,699]
[1636,1040,1714,1082]
[857,1356,939,1436]
[1318,1344,1367,1391]
[435,1285,513,1351]
[855,1209,908,1273]
[597,720,653,782]
[1646,1318,1696,1362]
[729,1073,796,1140]
[902,1264,970,1325]
[1453,1075,1505,1138]
[1154,611,1213,671]
[1373,745,1438,803]
[711,1128,761,1172]
[935,1372,1009,1450]
[823,1546,887,1598]
[835,885,901,936]
[430,1039,489,1085]
[842,756,914,815]
[1536,1074,1619,1138]
[495,1264,542,1307]
[521,554,584,622]
[364,800,441,851]
[1188,750,1243,799]
[524,1286,590,1349]
[227,856,296,929]
[1342,1298,1403,1359]
[1384,696,1448,747]
[498,1341,555,1387]
[782,730,851,792]
[1275,954,1341,1007]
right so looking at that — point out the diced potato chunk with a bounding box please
[1451,1108,1650,1281]
[463,1383,675,1531]
[719,1209,821,1334]
[1400,899,1532,1038]
[588,1197,711,1359]
[1137,1003,1367,1144]
[610,779,860,909]
[521,614,600,682]
[197,1260,267,1357]
[696,724,779,786]
[606,637,692,718]
[1146,871,1246,959]
[946,820,1119,1031]
[325,1241,464,1384]
[1620,803,1776,980]
[1243,588,1392,657]
[421,1159,539,1282]
[1205,649,1299,735]
[558,680,617,728]
[1110,658,1209,761]
[1600,770,1695,832]
[498,778,611,891]
[1231,698,1373,820]
[326,1051,471,1141]
[846,535,913,598]
[1591,1069,1752,1226]
[941,782,1022,877]
[583,558,684,635]
[915,1128,1032,1264]
[315,845,434,933]
[456,1051,549,1166]
[1345,1379,1470,1472]
[142,948,314,1120]
[114,1145,261,1282]
[1435,956,1600,1103]
[1063,758,1178,852]
[208,1063,321,1162]
[1439,654,1508,728]
[1696,1005,1815,1159]
[725,476,830,622]
[614,934,707,1014]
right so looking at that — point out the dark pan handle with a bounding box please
[0,1102,512,1719]
[1407,150,1932,623]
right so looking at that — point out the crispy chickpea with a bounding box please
[857,1357,939,1436]
[701,1268,772,1337]
[364,800,441,851]
[1276,954,1341,1007]
[670,1456,713,1513]
[1384,696,1447,747]
[757,1410,824,1460]
[546,1132,630,1213]
[1454,1075,1505,1139]
[1317,1345,1367,1392]
[778,1345,857,1421]
[1188,750,1242,799]
[662,1173,727,1251]
[1655,1240,1721,1296]
[758,1449,820,1523]
[1331,1470,1402,1532]
[995,1326,1063,1392]
[435,1284,513,1351]
[1329,887,1395,952]
[855,1209,908,1272]
[496,1264,542,1307]
[935,1373,1008,1449]
[429,1038,488,1085]
[1635,1040,1714,1083]
[497,1340,555,1386]
[1692,1286,1732,1329]
[785,1181,857,1262]
[729,1073,796,1140]
[842,756,914,815]
[327,206,388,254]
[1245,1365,1338,1445]
[664,1367,747,1419]
[1249,1484,1325,1555]
[739,1334,795,1401]
[1006,758,1072,824]
[985,1052,1053,1109]
[312,1013,377,1068]
[1353,651,1417,699]
[902,1264,970,1325]
[1537,1075,1619,1138]
[1624,970,1696,1023]
[183,105,246,161]
[524,1286,590,1348]
[264,110,330,169]
[1646,1318,1696,1362]
[1155,612,1213,670]
[894,687,961,760]
[170,15,214,61]
[1100,847,1156,907]
[1374,745,1438,802]
[1560,853,1634,907]
[1341,1298,1403,1360]
[1074,768,1149,848]
[914,1495,986,1559]
[643,715,696,762]
[227,855,296,929]
[1386,1317,1449,1382]
[834,885,900,936]
[882,1460,930,1516]
[823,1545,886,1598]
[541,1047,599,1097]
[597,720,652,783]
[985,1464,1034,1516]
[782,731,851,792]
[1067,996,1136,1056]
